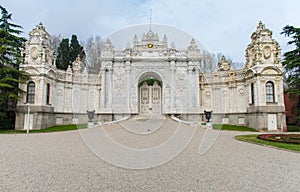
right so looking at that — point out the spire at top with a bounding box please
[149,9,152,32]
[256,21,265,31]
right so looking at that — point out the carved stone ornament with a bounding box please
[218,55,231,71]
[31,47,38,59]
[263,46,271,59]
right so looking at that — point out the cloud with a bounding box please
[2,0,300,62]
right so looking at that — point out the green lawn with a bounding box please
[213,124,258,132]
[235,134,300,152]
[0,124,87,134]
[287,125,300,132]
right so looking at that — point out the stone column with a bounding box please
[82,87,88,113]
[107,68,113,109]
[170,60,176,109]
[42,47,46,63]
[257,78,264,106]
[194,67,200,108]
[125,61,131,113]
[229,87,234,113]
[100,68,106,109]
[64,84,72,113]
[188,66,193,109]
[39,78,45,106]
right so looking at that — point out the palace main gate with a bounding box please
[139,81,162,115]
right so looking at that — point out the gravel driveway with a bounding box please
[0,120,299,192]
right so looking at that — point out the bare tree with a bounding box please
[84,36,104,73]
[50,34,62,54]
[211,52,224,63]
[200,50,216,73]
[211,52,245,70]
[231,61,244,70]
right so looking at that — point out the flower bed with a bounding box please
[257,134,300,144]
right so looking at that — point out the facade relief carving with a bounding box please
[16,21,286,131]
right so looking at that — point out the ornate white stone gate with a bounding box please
[99,29,202,116]
[139,81,162,114]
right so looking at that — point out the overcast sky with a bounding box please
[2,0,299,62]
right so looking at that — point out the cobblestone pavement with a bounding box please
[0,118,299,192]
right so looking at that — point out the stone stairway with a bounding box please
[133,114,166,121]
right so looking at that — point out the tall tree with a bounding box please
[56,35,85,70]
[281,25,300,125]
[84,35,103,73]
[56,38,70,70]
[70,34,85,62]
[0,6,28,129]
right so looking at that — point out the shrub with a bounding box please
[288,126,300,132]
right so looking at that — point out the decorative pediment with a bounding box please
[101,39,113,58]
[245,21,281,69]
[130,30,169,54]
[29,22,51,45]
[72,56,82,73]
[218,56,232,71]
[261,66,281,75]
[104,39,112,50]
[25,67,39,75]
[245,69,255,78]
[142,30,159,42]
[47,69,56,79]
[23,22,55,68]
[187,38,200,57]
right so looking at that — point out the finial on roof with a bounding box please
[126,42,131,49]
[149,9,152,32]
[218,55,232,71]
[36,22,45,30]
[163,34,167,43]
[170,42,176,49]
[256,21,265,31]
[66,65,72,72]
[134,34,138,42]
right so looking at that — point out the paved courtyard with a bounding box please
[0,118,299,192]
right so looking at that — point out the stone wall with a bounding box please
[15,105,55,130]
[16,22,286,131]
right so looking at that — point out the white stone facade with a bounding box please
[16,22,286,131]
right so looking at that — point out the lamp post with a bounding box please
[27,103,30,134]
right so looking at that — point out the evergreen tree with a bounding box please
[0,6,25,68]
[70,34,84,62]
[56,38,70,70]
[281,25,300,125]
[56,35,85,70]
[0,6,28,129]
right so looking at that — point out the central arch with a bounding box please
[138,72,162,115]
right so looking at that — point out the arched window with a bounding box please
[46,83,50,104]
[266,81,275,103]
[26,81,35,104]
[251,83,255,104]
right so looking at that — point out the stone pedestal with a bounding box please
[206,122,213,129]
[88,122,95,128]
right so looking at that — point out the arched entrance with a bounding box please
[138,72,162,115]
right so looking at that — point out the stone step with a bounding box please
[133,114,166,120]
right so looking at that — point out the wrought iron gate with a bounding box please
[139,81,161,114]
